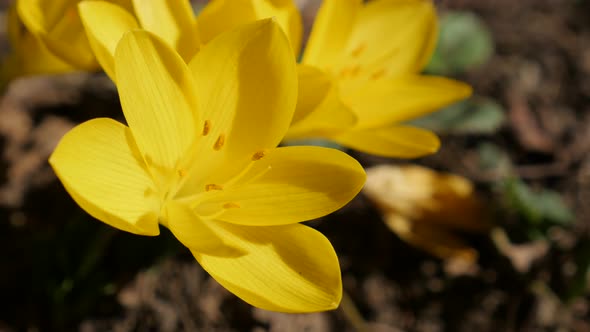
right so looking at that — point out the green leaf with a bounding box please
[282,138,345,150]
[502,178,574,227]
[425,11,494,75]
[409,96,505,134]
[565,239,590,301]
[477,142,513,176]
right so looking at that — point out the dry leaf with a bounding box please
[491,228,549,273]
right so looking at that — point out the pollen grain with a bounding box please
[252,150,266,161]
[340,64,361,78]
[202,120,211,136]
[223,202,241,209]
[371,68,386,80]
[350,43,366,57]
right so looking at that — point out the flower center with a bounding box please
[156,118,272,220]
[331,42,391,81]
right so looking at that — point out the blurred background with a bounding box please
[1,0,590,331]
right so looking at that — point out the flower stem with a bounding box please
[339,290,368,332]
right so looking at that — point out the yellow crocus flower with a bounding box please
[78,0,200,80]
[49,21,366,312]
[1,4,75,80]
[12,0,198,79]
[198,0,473,158]
[76,0,301,81]
[50,19,365,312]
[14,0,300,81]
[14,0,118,71]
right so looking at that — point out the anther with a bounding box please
[223,202,241,209]
[213,134,225,150]
[339,65,360,78]
[350,44,366,57]
[202,120,211,136]
[252,150,266,161]
[371,69,386,80]
[205,184,223,191]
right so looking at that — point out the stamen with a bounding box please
[350,43,366,57]
[371,68,386,80]
[252,150,266,161]
[205,183,223,191]
[223,202,241,209]
[202,120,211,136]
[339,65,361,78]
[214,134,225,150]
[178,169,187,177]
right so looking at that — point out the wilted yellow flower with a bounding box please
[49,21,366,312]
[12,0,198,79]
[363,165,490,262]
[198,0,472,158]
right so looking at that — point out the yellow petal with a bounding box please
[78,1,139,81]
[290,65,331,124]
[132,0,199,61]
[189,19,296,152]
[198,0,302,55]
[178,19,297,195]
[16,0,74,35]
[193,222,342,312]
[339,0,438,77]
[303,0,361,68]
[197,0,255,43]
[108,0,134,12]
[341,75,472,129]
[49,118,160,236]
[196,146,365,226]
[285,65,356,140]
[251,0,302,55]
[3,4,75,79]
[385,214,477,262]
[163,201,243,256]
[115,30,200,186]
[333,125,440,158]
[46,13,98,69]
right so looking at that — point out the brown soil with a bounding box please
[1,0,590,331]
